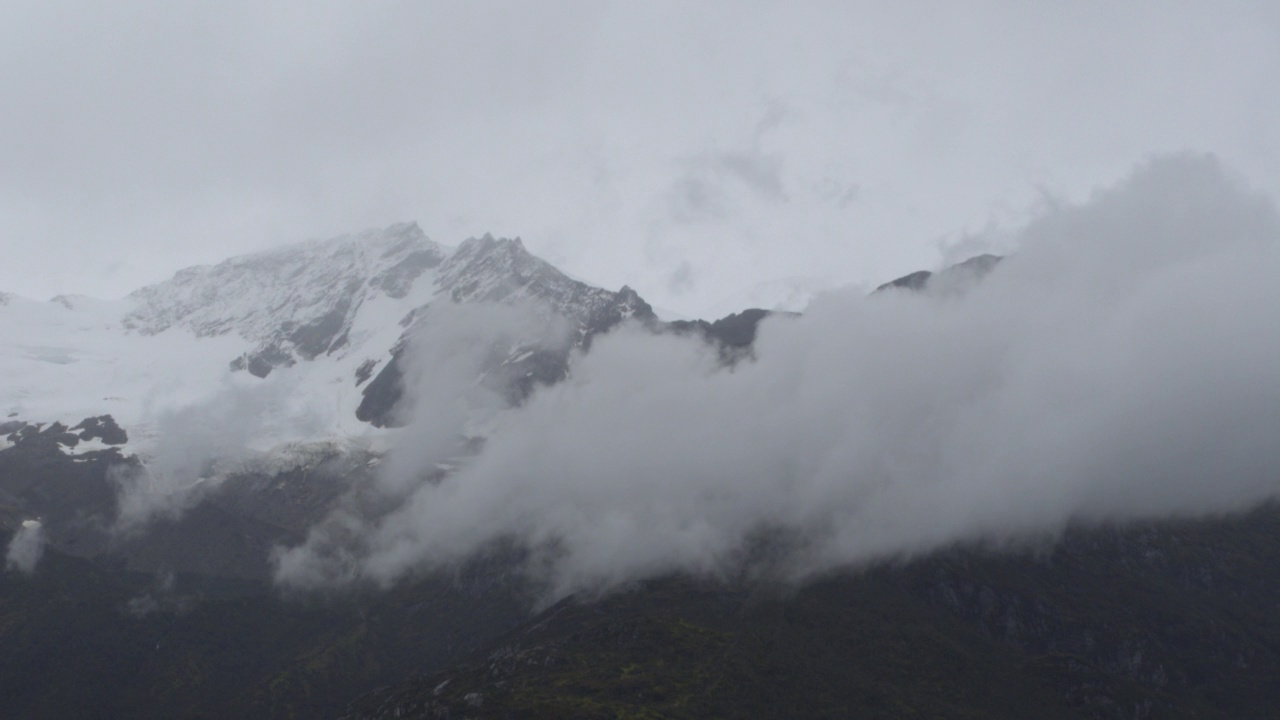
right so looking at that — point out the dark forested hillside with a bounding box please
[6,471,1280,718]
[343,504,1280,720]
[0,543,531,720]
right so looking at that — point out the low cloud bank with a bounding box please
[277,153,1280,597]
[112,373,322,531]
[274,302,569,586]
[6,521,45,573]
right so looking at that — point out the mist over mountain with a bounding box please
[271,153,1280,599]
[1,221,654,544]
[4,152,1280,719]
[9,1,1280,715]
[5,152,1279,594]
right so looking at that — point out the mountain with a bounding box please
[341,504,1280,720]
[9,238,1280,720]
[1,222,653,449]
[875,253,1003,294]
[0,244,1008,583]
[355,233,655,427]
[0,223,662,583]
[123,222,447,367]
[5,225,999,456]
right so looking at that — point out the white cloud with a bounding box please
[6,521,45,574]
[3,3,1280,316]
[274,301,570,587]
[112,371,324,531]
[275,153,1280,599]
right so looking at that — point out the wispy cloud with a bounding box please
[274,153,1280,599]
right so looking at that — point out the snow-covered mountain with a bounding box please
[123,222,447,375]
[0,222,653,453]
[0,235,999,581]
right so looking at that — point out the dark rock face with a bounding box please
[668,307,777,358]
[356,353,407,426]
[4,415,128,452]
[1,424,350,581]
[354,358,380,386]
[231,342,297,378]
[358,299,776,428]
[4,421,83,451]
[0,428,126,555]
[71,415,128,445]
[580,285,656,346]
[500,348,573,406]
[355,240,659,429]
[288,284,359,360]
[373,248,444,299]
[876,268,934,293]
[232,283,363,374]
[875,254,1004,294]
[356,337,580,429]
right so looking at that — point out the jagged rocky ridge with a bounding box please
[122,222,656,392]
[124,222,448,372]
[1,222,665,447]
[875,252,1003,294]
[0,241,1002,583]
[354,233,657,427]
[4,219,997,446]
[0,223,781,581]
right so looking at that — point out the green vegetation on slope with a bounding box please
[0,546,529,720]
[345,504,1280,720]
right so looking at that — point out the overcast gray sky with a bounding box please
[3,1,1279,316]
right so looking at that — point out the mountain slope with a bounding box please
[0,538,533,720]
[356,234,655,427]
[6,245,1280,720]
[875,253,1003,294]
[0,224,663,580]
[1,223,653,449]
[343,504,1280,720]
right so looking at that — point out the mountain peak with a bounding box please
[438,234,553,305]
[874,254,1004,295]
[453,233,528,259]
[122,223,447,341]
[6,221,660,435]
[116,223,450,380]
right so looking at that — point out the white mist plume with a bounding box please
[377,301,570,497]
[113,372,323,531]
[277,153,1280,597]
[6,520,45,573]
[274,301,570,586]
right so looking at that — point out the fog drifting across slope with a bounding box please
[6,520,45,573]
[273,302,570,586]
[112,372,326,531]
[276,154,1280,597]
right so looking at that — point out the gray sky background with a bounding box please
[3,1,1279,317]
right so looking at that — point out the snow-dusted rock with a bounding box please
[2,222,654,448]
